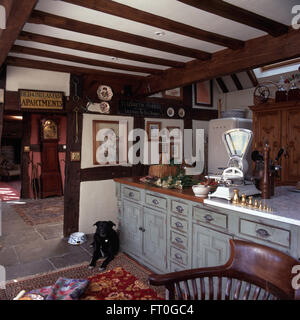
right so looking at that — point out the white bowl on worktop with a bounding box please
[192,185,211,197]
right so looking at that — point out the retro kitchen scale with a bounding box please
[207,128,261,200]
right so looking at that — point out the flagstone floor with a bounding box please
[0,201,94,281]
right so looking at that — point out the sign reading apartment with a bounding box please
[19,89,64,110]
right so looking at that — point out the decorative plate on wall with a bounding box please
[167,107,175,117]
[97,85,113,101]
[178,108,185,118]
[99,102,110,114]
[87,102,110,114]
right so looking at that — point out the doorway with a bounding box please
[0,113,22,201]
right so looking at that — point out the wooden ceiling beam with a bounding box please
[216,77,229,93]
[178,0,289,37]
[5,56,144,82]
[136,28,300,96]
[231,74,243,91]
[10,45,163,75]
[261,57,300,72]
[0,0,38,67]
[63,0,244,50]
[246,70,258,87]
[28,10,211,60]
[18,31,185,68]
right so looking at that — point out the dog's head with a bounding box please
[93,221,116,238]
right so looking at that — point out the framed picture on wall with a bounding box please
[146,121,161,141]
[93,120,128,165]
[193,80,213,107]
[162,87,183,100]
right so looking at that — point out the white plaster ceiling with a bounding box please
[7,0,298,77]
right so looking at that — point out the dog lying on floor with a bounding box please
[89,221,119,271]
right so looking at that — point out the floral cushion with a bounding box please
[24,278,89,300]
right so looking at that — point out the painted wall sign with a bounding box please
[19,89,64,110]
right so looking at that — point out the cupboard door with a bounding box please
[121,200,142,256]
[143,207,167,272]
[253,110,281,161]
[192,224,232,268]
[283,108,300,183]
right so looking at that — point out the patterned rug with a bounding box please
[82,267,162,300]
[0,253,165,300]
[13,197,64,226]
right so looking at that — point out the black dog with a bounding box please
[89,221,119,271]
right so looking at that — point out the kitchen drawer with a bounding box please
[145,193,167,211]
[170,215,188,234]
[171,200,189,217]
[239,218,291,248]
[170,261,186,273]
[170,230,188,251]
[123,187,141,202]
[193,206,228,230]
[170,246,188,266]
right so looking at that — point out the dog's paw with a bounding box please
[88,265,95,270]
[99,267,106,272]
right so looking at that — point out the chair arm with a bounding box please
[148,266,228,287]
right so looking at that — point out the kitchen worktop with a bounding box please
[113,177,205,204]
[115,178,300,226]
[205,186,300,226]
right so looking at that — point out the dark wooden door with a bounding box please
[41,141,62,198]
[252,110,282,160]
[252,109,282,184]
[282,108,300,184]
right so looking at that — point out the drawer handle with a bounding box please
[139,227,145,232]
[256,228,270,238]
[175,253,183,260]
[128,192,134,198]
[176,205,184,213]
[152,199,159,205]
[175,237,183,244]
[175,222,183,229]
[204,214,214,222]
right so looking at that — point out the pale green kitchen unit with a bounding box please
[115,180,300,274]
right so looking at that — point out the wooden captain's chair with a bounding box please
[149,239,300,300]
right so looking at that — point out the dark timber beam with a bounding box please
[136,28,300,96]
[28,10,211,60]
[0,0,38,67]
[5,56,144,82]
[231,74,243,91]
[246,70,258,87]
[18,31,185,68]
[64,0,244,50]
[216,77,229,93]
[11,45,164,75]
[178,0,289,37]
